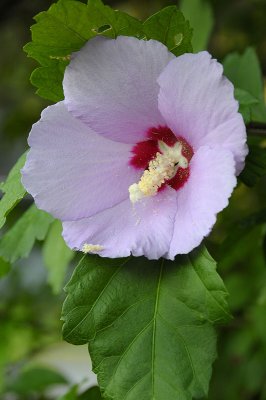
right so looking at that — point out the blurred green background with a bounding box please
[0,0,266,399]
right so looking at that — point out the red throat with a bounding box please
[130,126,194,191]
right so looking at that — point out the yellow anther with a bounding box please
[82,243,104,253]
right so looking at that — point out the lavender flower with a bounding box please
[22,36,247,260]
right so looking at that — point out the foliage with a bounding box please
[62,247,229,399]
[222,48,266,186]
[24,0,192,102]
[43,220,74,294]
[240,144,266,187]
[0,204,53,263]
[0,257,10,278]
[180,0,214,52]
[234,89,259,124]
[6,366,67,396]
[0,152,26,230]
[58,385,102,400]
[143,6,192,56]
[223,47,266,123]
[0,0,266,399]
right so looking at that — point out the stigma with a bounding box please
[129,140,188,203]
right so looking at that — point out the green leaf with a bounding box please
[57,385,78,400]
[180,0,214,52]
[0,256,11,278]
[239,145,266,186]
[143,6,193,56]
[0,204,53,263]
[85,0,143,39]
[234,88,259,124]
[57,385,103,400]
[25,0,192,101]
[6,366,67,395]
[31,64,65,103]
[79,386,102,400]
[25,0,93,66]
[223,48,266,123]
[220,208,266,258]
[0,153,27,229]
[25,0,142,102]
[43,220,74,294]
[24,0,91,101]
[62,246,230,400]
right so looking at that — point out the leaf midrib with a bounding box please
[42,6,88,43]
[151,260,164,400]
[188,254,230,320]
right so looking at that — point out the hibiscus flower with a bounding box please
[22,36,247,259]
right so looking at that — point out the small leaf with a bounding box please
[43,220,74,294]
[62,246,230,400]
[0,204,53,263]
[234,88,259,124]
[223,48,266,123]
[240,145,266,186]
[180,0,214,52]
[31,64,65,102]
[0,153,27,229]
[143,6,193,56]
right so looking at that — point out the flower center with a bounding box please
[129,126,193,203]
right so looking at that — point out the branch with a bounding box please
[247,122,266,137]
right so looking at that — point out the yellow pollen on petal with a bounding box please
[129,140,188,204]
[82,243,104,253]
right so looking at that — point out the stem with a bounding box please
[247,122,266,137]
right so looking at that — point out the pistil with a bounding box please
[129,140,188,203]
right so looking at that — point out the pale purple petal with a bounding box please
[167,146,237,259]
[63,36,174,143]
[157,52,247,173]
[199,114,248,174]
[62,187,178,260]
[22,102,140,221]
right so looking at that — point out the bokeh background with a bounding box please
[0,0,266,399]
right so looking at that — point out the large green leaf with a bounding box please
[223,48,266,123]
[0,204,53,263]
[143,6,193,56]
[180,0,214,52]
[62,246,230,400]
[0,152,27,229]
[43,220,74,294]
